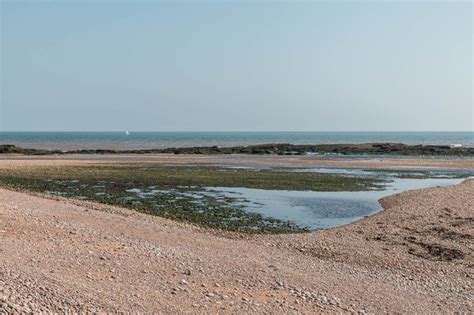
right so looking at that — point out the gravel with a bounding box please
[0,157,472,313]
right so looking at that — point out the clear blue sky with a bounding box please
[0,1,472,131]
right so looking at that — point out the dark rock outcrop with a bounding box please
[1,143,473,156]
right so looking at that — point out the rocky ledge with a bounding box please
[1,143,473,156]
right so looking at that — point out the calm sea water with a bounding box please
[0,131,473,150]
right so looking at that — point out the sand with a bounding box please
[0,156,473,313]
[0,153,473,171]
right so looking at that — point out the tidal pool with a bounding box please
[32,167,470,233]
[204,177,466,231]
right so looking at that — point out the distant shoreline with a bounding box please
[1,131,473,151]
[1,142,474,156]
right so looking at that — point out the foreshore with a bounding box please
[0,155,473,313]
[1,152,473,171]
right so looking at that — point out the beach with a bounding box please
[1,152,473,170]
[3,0,472,312]
[0,154,472,313]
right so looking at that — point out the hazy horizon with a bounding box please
[1,1,473,132]
[0,131,473,133]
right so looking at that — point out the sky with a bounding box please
[0,1,472,132]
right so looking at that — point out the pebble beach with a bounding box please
[0,155,472,313]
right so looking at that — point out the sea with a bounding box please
[0,131,473,150]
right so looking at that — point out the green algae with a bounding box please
[0,165,385,234]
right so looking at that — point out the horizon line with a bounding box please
[0,130,473,133]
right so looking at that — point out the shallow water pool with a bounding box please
[205,177,466,230]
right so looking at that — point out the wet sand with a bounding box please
[0,156,473,313]
[0,153,473,171]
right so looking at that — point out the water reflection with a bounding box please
[206,177,466,230]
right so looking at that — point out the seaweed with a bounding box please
[0,165,385,234]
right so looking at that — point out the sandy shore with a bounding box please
[0,153,473,171]
[0,156,473,313]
